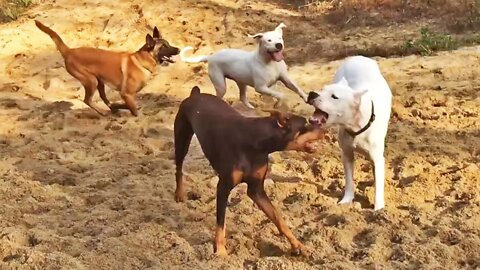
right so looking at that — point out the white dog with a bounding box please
[180,23,307,108]
[307,56,392,210]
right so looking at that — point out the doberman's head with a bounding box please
[265,110,325,153]
[142,26,180,64]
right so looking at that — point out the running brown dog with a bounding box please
[35,20,179,116]
[174,86,325,256]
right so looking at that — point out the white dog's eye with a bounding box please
[268,39,272,42]
[331,94,339,99]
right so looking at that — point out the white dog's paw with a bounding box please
[244,102,255,109]
[374,201,385,211]
[338,194,354,205]
[300,93,308,103]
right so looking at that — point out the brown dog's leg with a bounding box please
[97,81,111,108]
[119,78,141,116]
[215,178,234,256]
[120,92,138,116]
[68,67,108,116]
[82,80,109,116]
[173,112,194,202]
[246,165,307,256]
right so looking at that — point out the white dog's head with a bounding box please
[248,23,286,62]
[307,81,368,129]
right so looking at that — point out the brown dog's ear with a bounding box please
[264,109,290,128]
[145,34,155,50]
[153,26,161,39]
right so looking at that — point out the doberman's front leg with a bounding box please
[246,165,308,256]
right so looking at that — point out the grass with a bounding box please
[326,27,480,61]
[401,27,459,56]
[295,0,480,59]
[0,0,34,23]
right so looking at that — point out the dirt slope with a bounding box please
[0,0,479,269]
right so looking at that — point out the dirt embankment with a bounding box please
[0,0,479,269]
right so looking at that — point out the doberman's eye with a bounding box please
[331,94,339,99]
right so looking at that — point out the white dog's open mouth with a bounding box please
[269,50,284,62]
[309,109,329,127]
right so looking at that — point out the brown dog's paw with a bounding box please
[214,246,228,257]
[290,243,311,257]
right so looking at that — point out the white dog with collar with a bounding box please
[180,23,307,108]
[307,56,392,210]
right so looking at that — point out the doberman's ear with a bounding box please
[264,109,290,128]
[145,34,155,50]
[153,26,161,39]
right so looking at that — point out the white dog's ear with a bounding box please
[338,77,348,86]
[353,89,368,105]
[248,33,264,39]
[275,22,286,34]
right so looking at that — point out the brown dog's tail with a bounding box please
[35,20,69,57]
[190,86,201,96]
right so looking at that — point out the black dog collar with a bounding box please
[346,101,376,137]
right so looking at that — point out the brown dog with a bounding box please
[174,86,325,256]
[35,20,179,116]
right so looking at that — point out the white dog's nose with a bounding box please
[307,91,319,104]
[275,43,283,50]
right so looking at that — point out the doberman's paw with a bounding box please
[174,191,187,202]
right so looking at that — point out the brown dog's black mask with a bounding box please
[141,27,180,64]
[152,27,180,64]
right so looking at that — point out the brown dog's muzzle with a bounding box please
[156,45,180,64]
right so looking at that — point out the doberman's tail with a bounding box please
[190,86,201,96]
[35,20,69,57]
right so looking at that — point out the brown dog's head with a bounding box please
[142,27,180,64]
[266,110,325,153]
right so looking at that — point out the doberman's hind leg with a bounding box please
[246,164,308,256]
[173,112,194,202]
[214,177,235,256]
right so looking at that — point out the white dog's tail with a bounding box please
[180,46,208,63]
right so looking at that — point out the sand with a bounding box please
[0,0,479,269]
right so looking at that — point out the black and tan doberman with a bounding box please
[174,86,325,256]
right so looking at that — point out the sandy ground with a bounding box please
[0,0,479,269]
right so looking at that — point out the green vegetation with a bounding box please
[402,27,459,56]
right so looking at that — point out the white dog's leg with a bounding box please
[339,132,355,204]
[279,75,307,102]
[236,82,254,109]
[255,85,284,101]
[208,65,227,98]
[369,147,385,210]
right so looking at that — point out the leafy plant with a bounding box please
[402,27,459,56]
